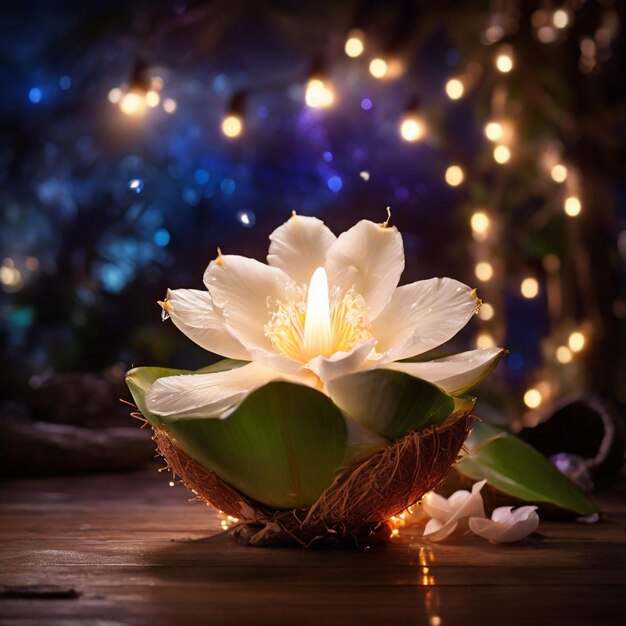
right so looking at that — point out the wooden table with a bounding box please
[1,468,625,625]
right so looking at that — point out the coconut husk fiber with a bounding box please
[152,413,475,547]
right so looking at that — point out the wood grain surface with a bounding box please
[1,467,624,625]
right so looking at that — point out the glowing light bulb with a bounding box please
[305,79,335,108]
[495,47,514,73]
[475,261,494,281]
[145,90,160,107]
[524,388,542,409]
[471,211,490,241]
[551,163,568,183]
[556,345,573,363]
[119,91,146,116]
[445,165,465,186]
[476,332,496,349]
[345,30,365,58]
[163,98,177,114]
[520,277,539,299]
[369,58,388,79]
[478,302,494,321]
[303,267,333,358]
[493,145,511,164]
[108,87,122,104]
[568,331,586,352]
[553,9,569,29]
[564,196,582,217]
[445,78,464,100]
[221,114,243,138]
[484,121,503,142]
[399,115,425,142]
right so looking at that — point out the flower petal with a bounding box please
[146,362,279,419]
[421,491,454,523]
[423,480,487,541]
[386,347,505,395]
[372,278,480,362]
[267,214,337,284]
[469,506,539,543]
[325,220,405,319]
[164,288,250,360]
[203,254,291,353]
[307,339,375,383]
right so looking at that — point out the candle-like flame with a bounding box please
[303,267,333,358]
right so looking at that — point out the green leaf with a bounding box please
[125,359,247,426]
[161,381,347,509]
[328,368,457,441]
[457,422,598,516]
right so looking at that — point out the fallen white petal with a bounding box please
[386,347,505,395]
[146,362,279,419]
[423,480,487,542]
[164,288,250,360]
[324,219,405,320]
[203,254,291,353]
[469,506,539,543]
[267,214,337,285]
[372,278,480,363]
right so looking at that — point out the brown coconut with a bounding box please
[151,413,475,547]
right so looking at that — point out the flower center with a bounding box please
[265,267,372,362]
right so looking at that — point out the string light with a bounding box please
[445,78,464,100]
[568,331,586,352]
[119,90,146,116]
[476,332,496,349]
[551,163,568,183]
[553,9,569,29]
[399,97,426,142]
[478,302,494,321]
[493,145,511,164]
[445,164,465,186]
[556,345,573,363]
[484,121,503,142]
[524,388,543,409]
[520,277,539,299]
[564,196,582,217]
[495,46,514,73]
[305,78,335,108]
[475,261,493,281]
[145,90,160,108]
[221,92,245,138]
[345,29,365,58]
[369,58,388,79]
[470,210,490,241]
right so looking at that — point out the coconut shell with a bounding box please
[152,413,475,547]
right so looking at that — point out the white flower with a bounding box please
[422,479,487,541]
[146,214,504,423]
[469,506,539,543]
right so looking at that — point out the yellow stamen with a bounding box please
[383,206,392,228]
[158,298,172,321]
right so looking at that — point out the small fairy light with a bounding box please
[484,121,503,142]
[163,98,177,114]
[168,481,175,487]
[400,115,425,142]
[478,302,494,321]
[359,171,370,181]
[108,87,123,104]
[369,58,388,79]
[476,332,496,349]
[520,277,539,299]
[568,331,586,352]
[556,345,573,364]
[305,79,334,108]
[145,90,160,108]
[524,388,543,409]
[222,114,243,138]
[475,261,494,282]
[470,210,490,241]
[553,9,569,29]
[390,528,400,538]
[495,46,514,73]
[493,145,511,164]
[445,78,464,100]
[564,196,582,217]
[345,29,365,58]
[445,164,465,186]
[119,90,146,116]
[551,163,568,183]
